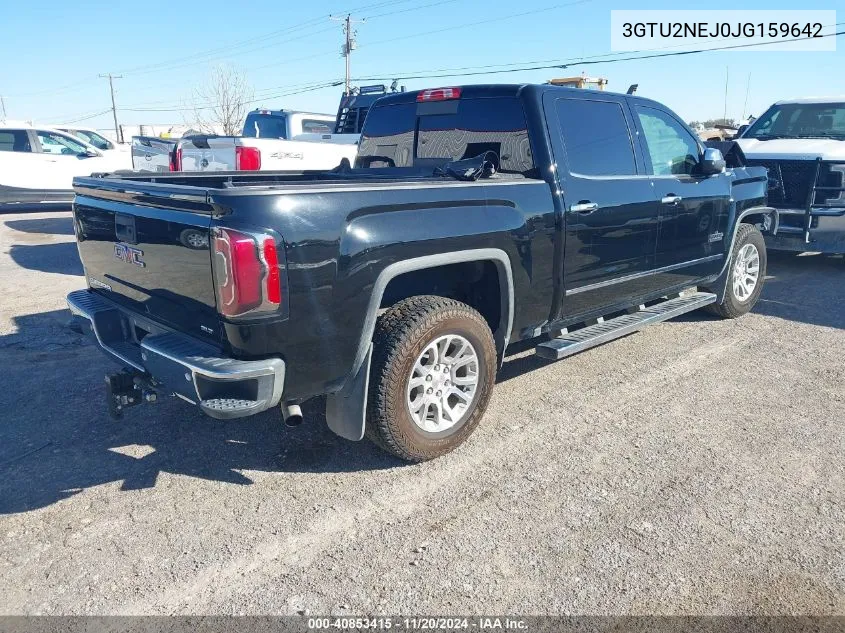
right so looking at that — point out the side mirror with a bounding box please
[79,149,100,158]
[736,124,749,138]
[700,147,726,175]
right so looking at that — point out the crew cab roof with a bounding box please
[370,83,665,108]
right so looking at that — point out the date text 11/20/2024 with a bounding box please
[307,617,528,630]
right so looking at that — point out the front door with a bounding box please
[632,104,731,287]
[544,92,662,318]
[34,130,107,189]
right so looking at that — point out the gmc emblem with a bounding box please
[114,243,145,268]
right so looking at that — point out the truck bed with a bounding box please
[80,167,525,191]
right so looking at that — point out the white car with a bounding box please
[57,126,132,169]
[0,123,127,209]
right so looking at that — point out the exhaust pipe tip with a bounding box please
[282,403,303,427]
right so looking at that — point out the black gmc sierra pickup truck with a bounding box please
[67,84,776,461]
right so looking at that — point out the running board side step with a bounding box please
[535,292,716,361]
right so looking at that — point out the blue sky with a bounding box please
[0,0,841,132]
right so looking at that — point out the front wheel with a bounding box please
[706,223,767,319]
[366,296,497,462]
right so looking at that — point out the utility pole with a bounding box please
[722,66,729,124]
[99,73,123,143]
[0,95,7,119]
[331,14,364,95]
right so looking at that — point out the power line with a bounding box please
[120,80,345,113]
[113,0,420,78]
[351,20,845,82]
[2,0,418,99]
[353,29,845,82]
[359,0,595,51]
[101,27,845,117]
[63,108,114,124]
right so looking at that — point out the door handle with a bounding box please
[570,202,599,214]
[661,195,682,205]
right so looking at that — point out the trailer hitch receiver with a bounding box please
[105,370,159,419]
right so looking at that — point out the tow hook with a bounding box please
[105,370,160,419]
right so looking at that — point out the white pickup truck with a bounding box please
[735,96,845,254]
[176,109,359,172]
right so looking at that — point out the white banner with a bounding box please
[610,10,837,52]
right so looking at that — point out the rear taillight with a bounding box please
[212,228,284,318]
[416,87,462,102]
[170,147,182,171]
[235,146,261,171]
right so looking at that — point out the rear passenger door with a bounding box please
[544,92,662,318]
[632,104,731,285]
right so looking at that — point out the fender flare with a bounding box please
[705,205,779,303]
[325,248,515,441]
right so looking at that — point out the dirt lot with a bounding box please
[0,211,843,615]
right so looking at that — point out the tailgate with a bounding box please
[179,136,236,172]
[131,137,176,173]
[73,177,220,343]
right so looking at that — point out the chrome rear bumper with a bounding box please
[67,289,285,419]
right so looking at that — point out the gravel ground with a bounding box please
[0,211,843,616]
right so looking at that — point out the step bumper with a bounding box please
[67,289,285,419]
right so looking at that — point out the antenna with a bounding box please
[330,14,366,96]
[741,72,751,122]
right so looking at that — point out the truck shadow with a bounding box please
[0,311,404,515]
[4,215,75,236]
[3,252,841,514]
[8,242,84,276]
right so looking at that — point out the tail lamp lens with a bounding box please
[170,147,182,171]
[235,146,261,171]
[212,228,283,318]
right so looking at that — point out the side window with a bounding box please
[0,130,32,153]
[37,131,87,155]
[635,106,701,176]
[301,119,333,134]
[555,98,637,176]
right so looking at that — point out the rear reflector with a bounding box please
[263,237,281,305]
[212,228,283,318]
[416,87,462,102]
[235,146,261,171]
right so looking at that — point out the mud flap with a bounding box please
[325,344,372,441]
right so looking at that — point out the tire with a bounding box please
[366,295,497,462]
[706,223,767,319]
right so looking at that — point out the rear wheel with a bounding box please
[366,296,496,462]
[707,223,767,319]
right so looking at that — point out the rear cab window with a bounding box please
[301,119,333,134]
[356,97,536,175]
[242,113,289,139]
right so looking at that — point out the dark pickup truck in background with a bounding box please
[67,84,776,461]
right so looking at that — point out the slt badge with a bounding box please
[114,243,146,268]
